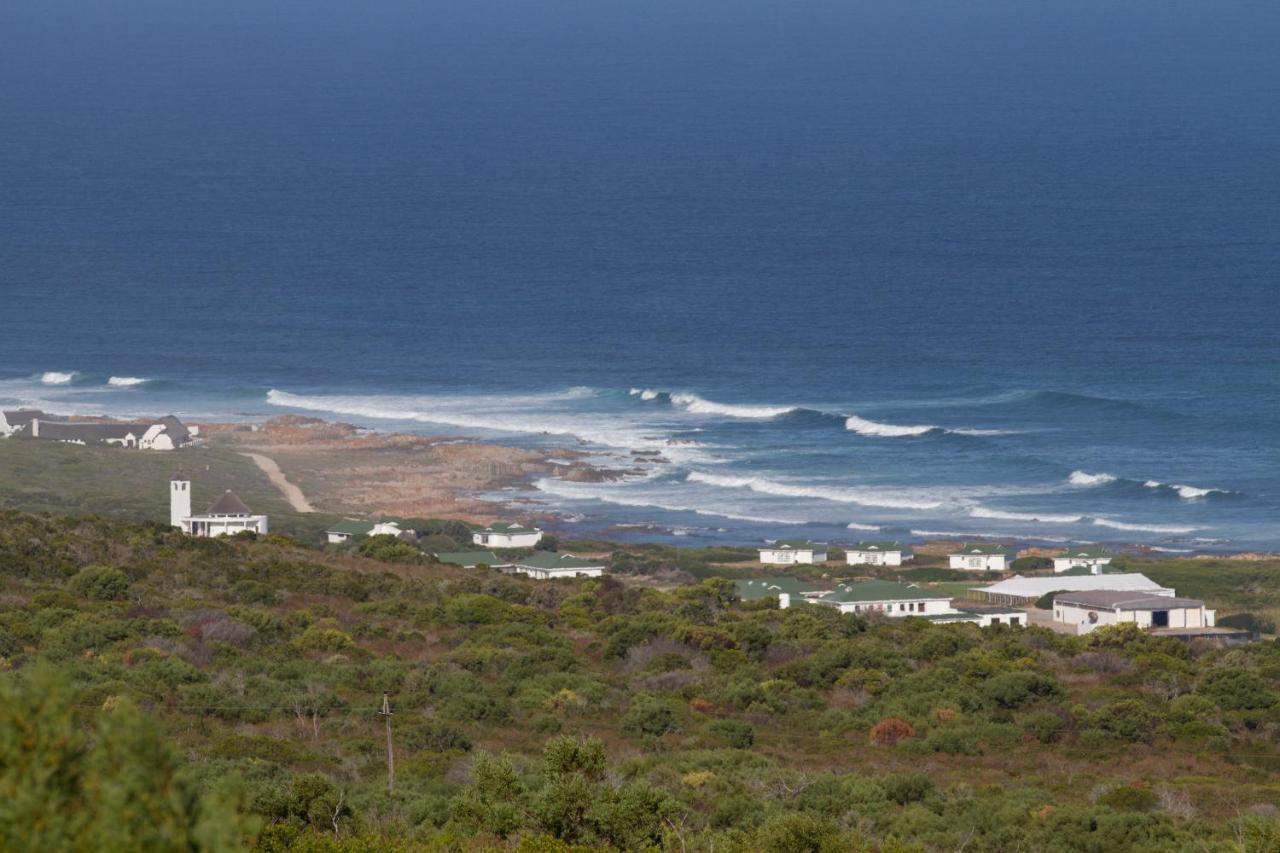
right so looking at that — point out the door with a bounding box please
[1152,611,1169,628]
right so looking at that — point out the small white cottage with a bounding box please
[845,541,912,567]
[1052,546,1115,574]
[472,522,543,549]
[948,544,1015,572]
[170,478,268,537]
[758,540,827,565]
[506,552,604,580]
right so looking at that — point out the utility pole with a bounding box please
[380,693,395,795]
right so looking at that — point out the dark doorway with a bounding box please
[1152,611,1169,628]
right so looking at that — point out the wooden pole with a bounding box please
[380,693,395,795]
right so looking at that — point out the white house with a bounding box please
[813,580,953,616]
[1052,546,1115,574]
[974,573,1172,606]
[506,552,604,580]
[1053,590,1215,635]
[170,478,268,537]
[433,551,509,569]
[734,577,830,608]
[758,540,827,565]
[845,541,912,567]
[19,413,193,450]
[473,522,543,549]
[326,519,416,544]
[948,544,1015,572]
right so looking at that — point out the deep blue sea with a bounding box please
[2,0,1278,550]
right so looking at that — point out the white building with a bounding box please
[506,552,604,580]
[0,409,43,437]
[845,541,912,567]
[949,544,1015,572]
[814,580,953,616]
[1053,591,1215,635]
[974,573,1172,606]
[17,413,193,450]
[1052,546,1115,574]
[170,478,268,537]
[472,522,543,549]
[759,540,827,565]
[325,519,414,544]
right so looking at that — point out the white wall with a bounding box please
[949,554,1008,571]
[1054,603,1214,634]
[846,550,905,566]
[836,598,951,616]
[760,549,823,564]
[1052,557,1112,573]
[170,480,192,529]
[474,531,543,548]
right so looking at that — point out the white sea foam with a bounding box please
[686,470,943,510]
[107,376,148,388]
[1068,470,1117,487]
[909,528,1074,543]
[1143,480,1227,500]
[40,371,79,385]
[1092,517,1198,534]
[846,522,880,531]
[669,392,797,419]
[969,506,1084,524]
[1147,546,1194,553]
[844,415,933,437]
[629,388,662,401]
[532,477,807,525]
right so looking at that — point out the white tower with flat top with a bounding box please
[170,477,192,529]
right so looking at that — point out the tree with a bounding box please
[69,565,131,601]
[0,664,253,851]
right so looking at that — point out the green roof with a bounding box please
[1057,546,1113,559]
[849,541,908,552]
[479,522,541,535]
[762,540,824,551]
[434,551,504,568]
[514,552,604,570]
[951,543,1014,556]
[327,520,374,536]
[820,580,950,604]
[734,577,829,600]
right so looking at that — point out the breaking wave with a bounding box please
[532,477,808,525]
[40,371,80,385]
[1068,470,1117,487]
[669,392,798,419]
[107,376,149,388]
[685,471,943,510]
[969,506,1084,524]
[846,522,881,531]
[1143,480,1230,500]
[1092,517,1198,534]
[843,415,933,437]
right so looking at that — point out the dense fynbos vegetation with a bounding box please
[1,510,1279,851]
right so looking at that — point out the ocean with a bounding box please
[1,0,1278,551]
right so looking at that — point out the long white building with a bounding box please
[759,540,827,565]
[949,544,1015,572]
[845,541,912,566]
[472,522,543,549]
[1053,591,1215,635]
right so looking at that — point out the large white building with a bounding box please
[5,411,194,450]
[472,522,543,549]
[974,573,1172,606]
[170,478,269,537]
[1052,546,1115,574]
[814,580,952,616]
[845,541,912,567]
[759,540,827,565]
[949,544,1015,572]
[1053,591,1215,635]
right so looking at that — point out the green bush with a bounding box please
[1021,710,1065,743]
[620,696,678,738]
[1197,667,1276,711]
[69,565,131,601]
[707,719,755,749]
[1097,784,1158,811]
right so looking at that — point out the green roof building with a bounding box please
[815,580,953,616]
[758,540,828,565]
[508,552,604,580]
[1052,546,1116,574]
[948,543,1016,572]
[845,541,913,567]
[433,551,506,569]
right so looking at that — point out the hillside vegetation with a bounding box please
[1,510,1280,851]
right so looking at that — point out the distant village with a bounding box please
[2,405,1249,644]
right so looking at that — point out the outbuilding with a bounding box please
[813,580,952,616]
[507,552,605,580]
[1053,590,1215,635]
[433,551,508,569]
[845,541,912,567]
[973,573,1172,606]
[758,540,827,565]
[1052,546,1115,574]
[948,544,1015,572]
[473,522,544,549]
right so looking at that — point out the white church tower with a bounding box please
[170,476,192,530]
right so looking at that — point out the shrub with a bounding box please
[1197,667,1276,711]
[870,718,915,747]
[621,696,678,738]
[1098,784,1158,811]
[69,565,130,601]
[1091,699,1160,743]
[293,626,356,653]
[754,812,845,853]
[707,719,755,749]
[1021,710,1066,743]
[882,773,934,805]
[982,671,1063,709]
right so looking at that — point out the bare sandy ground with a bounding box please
[240,452,315,513]
[202,416,618,522]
